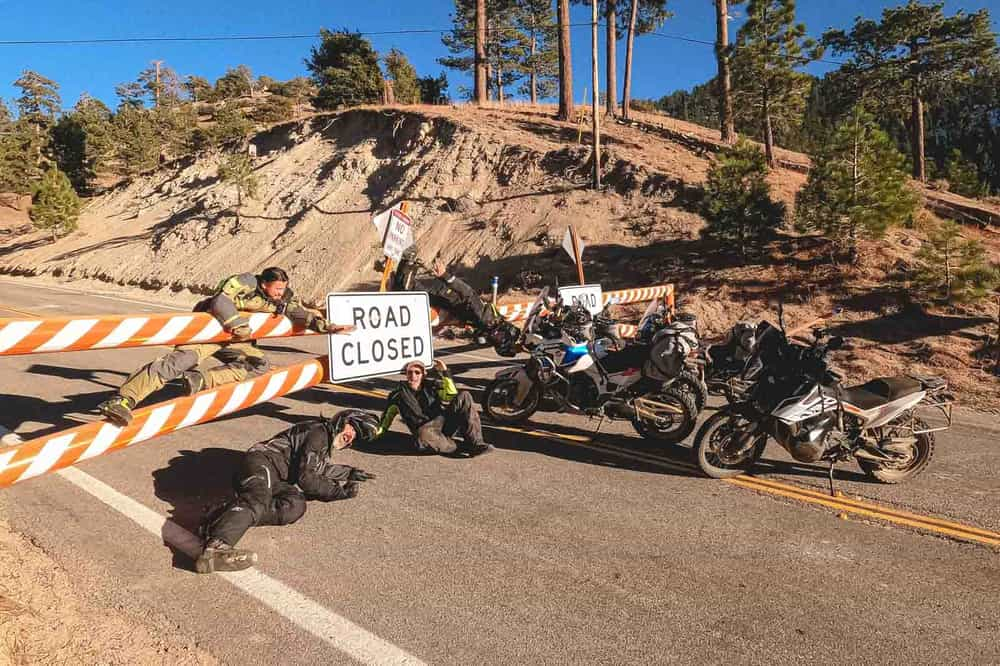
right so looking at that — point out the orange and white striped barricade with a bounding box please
[0,356,328,489]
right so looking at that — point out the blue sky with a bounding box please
[0,0,997,112]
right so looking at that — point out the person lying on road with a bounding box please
[196,408,380,574]
[97,267,354,426]
[374,359,494,457]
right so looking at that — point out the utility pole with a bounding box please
[151,59,163,108]
[715,0,736,144]
[475,0,488,105]
[591,0,601,190]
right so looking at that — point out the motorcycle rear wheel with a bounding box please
[482,377,540,425]
[857,416,935,484]
[631,387,697,444]
[673,371,708,413]
[693,405,767,479]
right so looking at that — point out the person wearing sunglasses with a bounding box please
[374,359,493,457]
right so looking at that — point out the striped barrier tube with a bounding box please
[0,285,673,357]
[0,356,328,489]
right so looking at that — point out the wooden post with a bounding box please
[379,202,410,292]
[590,0,601,190]
[570,226,585,285]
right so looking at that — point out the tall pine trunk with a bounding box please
[715,0,735,144]
[557,0,574,120]
[911,78,926,181]
[530,31,538,105]
[605,0,618,116]
[475,0,487,105]
[763,87,775,168]
[622,0,639,120]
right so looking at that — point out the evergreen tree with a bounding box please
[556,0,573,119]
[111,105,160,175]
[702,140,785,258]
[515,0,559,103]
[796,107,918,260]
[184,75,214,103]
[138,62,183,108]
[30,168,81,241]
[915,218,1000,303]
[52,94,113,192]
[14,70,61,128]
[307,29,384,109]
[115,81,146,109]
[253,95,295,123]
[215,65,256,100]
[730,0,819,167]
[418,74,450,104]
[823,2,997,182]
[384,49,421,105]
[944,148,987,199]
[211,103,255,146]
[0,119,45,193]
[441,0,526,103]
[218,153,260,222]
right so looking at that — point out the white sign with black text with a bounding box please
[559,284,604,315]
[371,206,414,262]
[326,292,433,382]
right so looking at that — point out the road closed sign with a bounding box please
[559,284,604,315]
[327,292,433,381]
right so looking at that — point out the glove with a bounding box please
[349,468,377,482]
[343,481,360,498]
[229,324,253,341]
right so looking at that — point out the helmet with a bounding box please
[487,320,520,357]
[326,409,379,443]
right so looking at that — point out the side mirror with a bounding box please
[826,336,845,351]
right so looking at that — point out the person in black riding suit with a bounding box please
[196,409,379,574]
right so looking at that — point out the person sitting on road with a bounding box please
[196,409,380,574]
[374,359,494,457]
[97,267,354,427]
[0,424,22,447]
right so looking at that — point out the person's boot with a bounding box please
[97,395,135,427]
[181,370,205,396]
[195,538,257,574]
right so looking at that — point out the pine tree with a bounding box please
[384,49,421,105]
[441,0,526,103]
[30,168,81,241]
[714,0,735,142]
[218,153,260,223]
[702,140,785,258]
[307,30,384,109]
[138,62,183,108]
[515,0,559,103]
[111,105,160,175]
[730,0,819,167]
[211,103,255,146]
[184,76,214,103]
[557,0,573,119]
[621,0,671,118]
[944,149,987,199]
[215,65,256,100]
[14,71,61,128]
[823,2,997,182]
[418,74,450,104]
[52,94,113,192]
[796,107,918,260]
[915,218,1000,303]
[115,82,146,109]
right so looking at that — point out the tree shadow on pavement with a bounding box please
[0,390,113,436]
[24,363,129,390]
[151,447,244,571]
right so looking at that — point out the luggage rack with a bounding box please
[910,375,954,434]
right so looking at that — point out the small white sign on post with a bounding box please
[559,284,604,315]
[561,227,585,265]
[371,206,414,262]
[327,292,433,382]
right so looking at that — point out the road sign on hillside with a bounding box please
[372,206,414,262]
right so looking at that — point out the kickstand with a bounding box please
[827,461,837,497]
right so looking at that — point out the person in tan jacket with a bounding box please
[97,267,353,426]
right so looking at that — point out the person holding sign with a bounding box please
[374,359,494,457]
[196,409,380,573]
[97,267,354,426]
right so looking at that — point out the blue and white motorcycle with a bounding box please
[480,288,698,443]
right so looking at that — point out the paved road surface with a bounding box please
[0,278,997,665]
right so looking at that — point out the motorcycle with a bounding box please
[481,288,698,443]
[692,305,954,485]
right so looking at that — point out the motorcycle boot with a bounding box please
[182,370,206,395]
[195,537,257,574]
[97,395,136,427]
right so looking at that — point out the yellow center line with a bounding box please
[0,303,42,319]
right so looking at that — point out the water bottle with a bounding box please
[491,276,499,304]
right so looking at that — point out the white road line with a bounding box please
[56,467,427,666]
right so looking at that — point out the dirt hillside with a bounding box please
[0,104,998,408]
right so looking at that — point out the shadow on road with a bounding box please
[152,447,244,571]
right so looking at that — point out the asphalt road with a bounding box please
[1,277,997,665]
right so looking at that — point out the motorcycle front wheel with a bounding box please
[482,377,540,424]
[631,387,697,444]
[693,405,767,478]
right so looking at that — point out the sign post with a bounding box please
[326,292,433,382]
[372,202,413,292]
[561,226,587,285]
